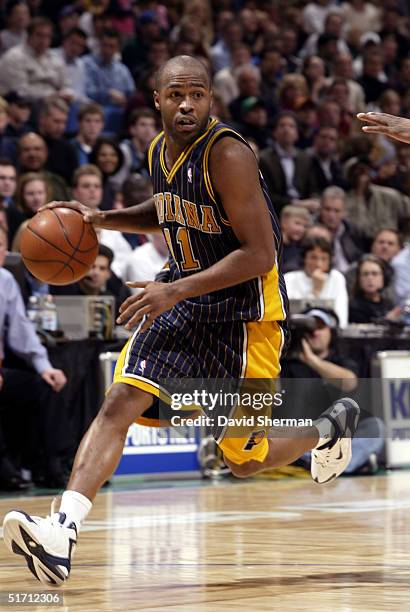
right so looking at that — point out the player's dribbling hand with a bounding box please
[117,281,181,332]
[38,200,103,226]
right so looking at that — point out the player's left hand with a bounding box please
[118,281,181,332]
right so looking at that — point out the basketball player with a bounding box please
[2,56,360,586]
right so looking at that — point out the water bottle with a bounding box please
[27,295,40,329]
[41,294,58,332]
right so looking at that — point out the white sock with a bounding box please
[58,490,92,532]
[313,416,336,449]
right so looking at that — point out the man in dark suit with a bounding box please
[310,126,346,193]
[259,112,319,215]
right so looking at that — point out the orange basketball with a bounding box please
[20,207,99,285]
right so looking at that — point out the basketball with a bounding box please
[20,207,99,285]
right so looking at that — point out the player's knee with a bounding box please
[224,456,254,478]
[97,383,152,430]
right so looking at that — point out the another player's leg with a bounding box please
[2,383,153,586]
[223,397,360,481]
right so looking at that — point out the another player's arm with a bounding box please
[119,139,276,330]
[357,112,410,144]
[41,198,161,234]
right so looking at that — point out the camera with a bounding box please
[286,314,317,358]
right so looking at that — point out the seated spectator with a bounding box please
[277,74,309,113]
[303,0,335,35]
[17,132,71,201]
[210,18,243,72]
[305,222,333,244]
[392,243,410,306]
[123,232,169,292]
[295,100,319,150]
[285,236,349,327]
[259,47,285,109]
[332,51,366,114]
[318,186,368,272]
[72,165,140,278]
[0,17,72,101]
[83,27,135,108]
[302,55,329,104]
[213,43,252,106]
[358,48,388,105]
[281,306,385,475]
[259,112,318,215]
[310,126,346,193]
[344,228,401,300]
[278,26,300,74]
[349,254,400,323]
[71,164,103,211]
[0,224,67,489]
[236,97,270,150]
[0,97,18,162]
[50,243,130,318]
[341,0,381,37]
[52,27,89,104]
[11,172,51,251]
[71,103,105,166]
[120,108,158,178]
[56,5,82,46]
[228,64,264,124]
[38,96,78,184]
[89,136,125,208]
[280,205,310,274]
[300,12,350,60]
[0,159,22,247]
[3,91,31,139]
[346,158,410,241]
[0,0,30,55]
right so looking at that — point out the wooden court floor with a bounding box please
[0,472,410,611]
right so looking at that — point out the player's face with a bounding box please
[154,69,212,145]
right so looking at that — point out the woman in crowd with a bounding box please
[284,236,349,327]
[89,137,125,209]
[349,254,401,323]
[12,172,51,251]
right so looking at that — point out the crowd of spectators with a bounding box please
[0,0,409,488]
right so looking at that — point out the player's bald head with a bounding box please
[155,55,212,91]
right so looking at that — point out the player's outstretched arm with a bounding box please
[357,112,410,145]
[39,198,161,234]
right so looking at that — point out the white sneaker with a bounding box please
[311,397,360,484]
[3,502,77,587]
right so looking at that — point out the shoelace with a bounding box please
[313,447,341,468]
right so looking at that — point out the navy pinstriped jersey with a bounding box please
[148,119,288,324]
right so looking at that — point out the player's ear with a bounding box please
[153,90,160,111]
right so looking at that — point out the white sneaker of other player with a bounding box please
[2,501,77,586]
[311,398,360,484]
